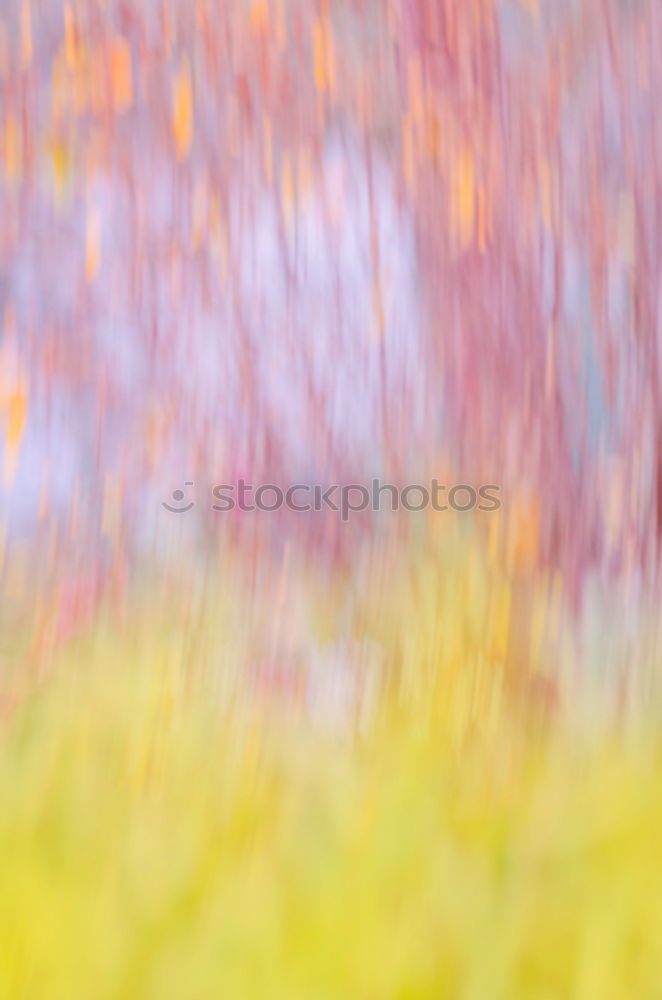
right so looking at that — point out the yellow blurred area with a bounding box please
[0,586,661,999]
[0,524,659,998]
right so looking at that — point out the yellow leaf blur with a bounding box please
[173,62,194,160]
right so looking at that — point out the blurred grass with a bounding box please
[0,562,662,1000]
